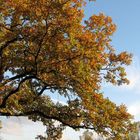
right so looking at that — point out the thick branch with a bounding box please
[0,37,23,55]
[0,75,36,108]
[0,110,95,130]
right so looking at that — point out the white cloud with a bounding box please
[118,56,140,93]
[1,121,22,136]
[128,102,140,121]
[61,127,82,140]
[0,117,45,140]
[102,56,140,95]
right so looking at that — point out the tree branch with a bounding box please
[0,110,95,130]
[0,37,23,55]
[0,75,36,108]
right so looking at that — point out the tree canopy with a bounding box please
[0,0,135,139]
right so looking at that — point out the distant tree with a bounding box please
[80,131,93,140]
[36,135,47,140]
[80,130,105,140]
[0,0,135,139]
[80,131,94,140]
[129,122,140,140]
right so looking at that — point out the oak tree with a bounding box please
[0,0,134,139]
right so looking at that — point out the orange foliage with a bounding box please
[0,0,134,139]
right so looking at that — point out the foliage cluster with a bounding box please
[0,0,134,139]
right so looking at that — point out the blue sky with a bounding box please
[1,0,140,139]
